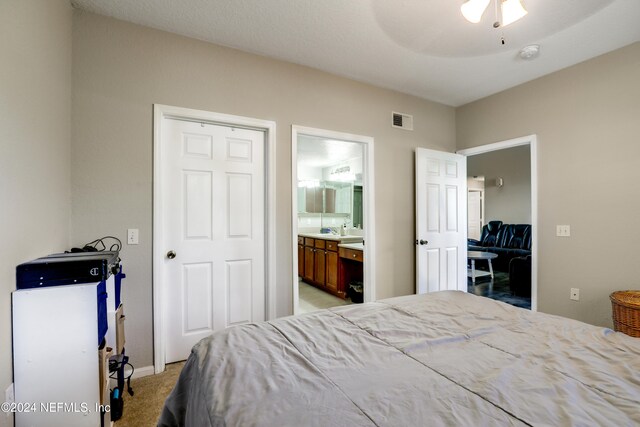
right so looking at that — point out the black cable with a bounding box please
[107,360,135,396]
[125,363,135,396]
[84,236,122,252]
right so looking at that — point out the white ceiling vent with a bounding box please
[392,112,413,131]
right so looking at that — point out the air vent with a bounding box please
[392,112,413,131]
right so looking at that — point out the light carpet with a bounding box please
[114,362,185,427]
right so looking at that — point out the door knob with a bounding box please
[416,239,428,245]
[167,250,176,259]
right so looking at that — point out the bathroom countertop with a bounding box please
[298,232,363,244]
[337,242,364,251]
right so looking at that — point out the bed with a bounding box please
[158,291,640,426]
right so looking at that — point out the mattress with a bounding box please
[159,291,640,426]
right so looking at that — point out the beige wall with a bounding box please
[71,11,456,368]
[0,0,72,421]
[467,145,531,224]
[457,42,640,328]
[3,2,635,388]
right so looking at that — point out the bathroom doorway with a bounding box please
[291,126,375,315]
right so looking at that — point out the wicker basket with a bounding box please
[610,290,640,337]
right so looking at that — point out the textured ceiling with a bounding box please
[71,0,640,106]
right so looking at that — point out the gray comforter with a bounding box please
[159,291,640,426]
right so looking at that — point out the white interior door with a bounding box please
[468,190,482,241]
[162,118,265,363]
[415,148,467,294]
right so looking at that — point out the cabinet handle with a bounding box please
[353,254,357,258]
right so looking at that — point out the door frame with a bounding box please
[152,104,277,374]
[291,125,376,314]
[457,134,538,311]
[467,188,485,241]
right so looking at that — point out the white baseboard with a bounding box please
[126,365,154,380]
[108,364,154,390]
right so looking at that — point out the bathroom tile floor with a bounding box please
[298,279,352,314]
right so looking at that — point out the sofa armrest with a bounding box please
[468,238,481,246]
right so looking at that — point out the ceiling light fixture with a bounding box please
[500,0,528,26]
[460,0,490,23]
[461,0,528,28]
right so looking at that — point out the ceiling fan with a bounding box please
[461,0,528,28]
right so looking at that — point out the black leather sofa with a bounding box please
[509,255,531,297]
[468,221,532,273]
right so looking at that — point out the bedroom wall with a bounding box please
[456,42,640,328]
[0,0,72,424]
[467,145,531,224]
[71,11,456,368]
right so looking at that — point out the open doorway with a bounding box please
[291,126,375,315]
[467,177,485,241]
[458,135,538,311]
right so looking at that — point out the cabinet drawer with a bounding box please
[326,241,338,252]
[298,236,304,245]
[314,239,326,249]
[339,247,364,262]
[304,238,314,246]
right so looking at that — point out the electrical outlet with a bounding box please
[127,229,139,245]
[556,225,571,237]
[570,288,580,301]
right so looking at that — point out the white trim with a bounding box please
[125,365,155,380]
[457,134,538,312]
[291,126,376,314]
[467,188,485,240]
[109,365,154,391]
[153,104,276,374]
[456,135,533,156]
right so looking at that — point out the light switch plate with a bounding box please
[556,225,571,237]
[127,229,139,245]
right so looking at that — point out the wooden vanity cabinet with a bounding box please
[338,247,364,263]
[297,237,304,277]
[314,238,326,286]
[303,237,316,284]
[325,240,339,292]
[339,246,363,301]
[299,235,345,298]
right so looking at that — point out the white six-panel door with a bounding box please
[163,118,265,363]
[415,148,467,294]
